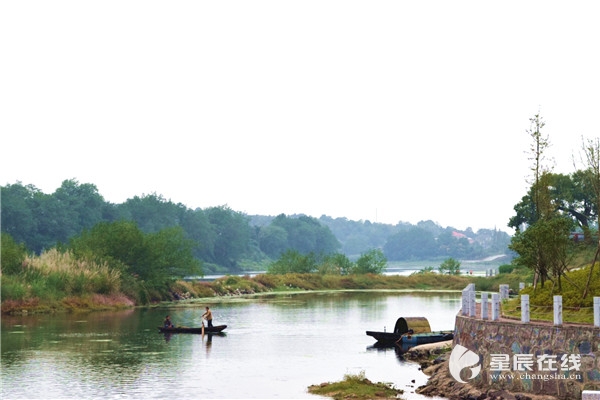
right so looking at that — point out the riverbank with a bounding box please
[2,269,530,315]
[405,341,561,400]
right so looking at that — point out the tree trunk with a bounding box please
[582,243,600,299]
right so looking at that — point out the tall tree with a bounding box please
[205,205,251,269]
[578,137,600,298]
[517,114,553,289]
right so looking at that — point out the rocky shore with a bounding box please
[404,341,559,400]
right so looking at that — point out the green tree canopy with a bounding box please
[69,221,202,284]
[352,248,387,274]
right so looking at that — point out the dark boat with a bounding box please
[158,325,227,334]
[366,317,453,346]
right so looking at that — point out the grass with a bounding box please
[307,371,403,400]
[501,263,600,324]
[4,248,597,323]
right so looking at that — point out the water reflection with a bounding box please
[2,291,459,399]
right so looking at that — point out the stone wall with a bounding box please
[454,314,600,399]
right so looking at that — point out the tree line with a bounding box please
[1,179,511,276]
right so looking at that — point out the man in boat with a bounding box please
[163,315,174,328]
[202,307,213,328]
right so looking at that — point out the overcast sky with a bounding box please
[2,1,599,234]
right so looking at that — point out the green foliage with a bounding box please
[1,233,28,275]
[68,221,202,286]
[263,214,340,257]
[0,249,123,305]
[3,180,513,278]
[498,264,514,274]
[411,266,435,275]
[502,263,599,323]
[352,249,387,274]
[317,253,353,275]
[0,275,28,300]
[509,215,573,289]
[308,370,402,400]
[438,257,461,275]
[268,250,317,274]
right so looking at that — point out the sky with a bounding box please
[2,1,599,234]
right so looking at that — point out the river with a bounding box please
[1,291,459,399]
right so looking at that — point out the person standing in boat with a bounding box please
[163,315,174,328]
[202,307,213,328]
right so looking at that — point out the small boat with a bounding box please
[366,317,453,346]
[158,325,227,334]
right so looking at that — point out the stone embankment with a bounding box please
[404,341,560,400]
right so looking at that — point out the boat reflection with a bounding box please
[366,342,415,362]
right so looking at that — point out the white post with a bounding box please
[469,290,476,317]
[521,294,530,323]
[499,284,509,299]
[462,288,469,316]
[519,282,525,291]
[481,292,488,320]
[554,295,563,325]
[582,390,600,400]
[491,293,500,321]
[594,297,600,328]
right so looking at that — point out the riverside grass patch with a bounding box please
[308,371,403,400]
[1,249,122,309]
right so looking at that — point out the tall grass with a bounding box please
[3,249,122,302]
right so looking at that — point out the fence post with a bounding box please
[481,292,488,320]
[521,294,530,323]
[499,284,509,299]
[554,295,563,325]
[491,293,500,321]
[469,289,476,317]
[594,297,600,328]
[582,390,600,399]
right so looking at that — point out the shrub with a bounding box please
[499,264,514,274]
[0,275,27,301]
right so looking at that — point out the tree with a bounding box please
[69,221,202,283]
[510,114,555,290]
[118,193,186,233]
[144,226,202,282]
[205,206,252,269]
[352,249,387,274]
[1,233,28,275]
[577,137,600,298]
[258,225,288,258]
[269,214,340,255]
[0,183,40,250]
[267,250,317,274]
[527,113,552,225]
[509,215,572,291]
[438,258,461,275]
[383,227,436,260]
[318,253,353,275]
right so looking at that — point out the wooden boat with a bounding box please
[366,316,453,346]
[158,325,227,334]
[370,330,454,346]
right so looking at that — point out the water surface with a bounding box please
[1,291,459,399]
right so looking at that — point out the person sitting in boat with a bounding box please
[202,307,213,328]
[163,315,174,328]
